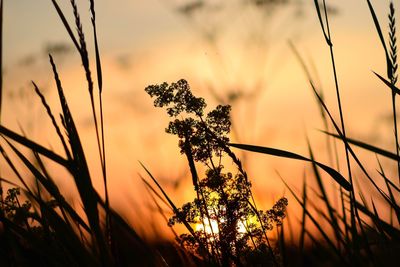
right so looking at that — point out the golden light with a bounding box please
[195,214,261,236]
[195,217,219,234]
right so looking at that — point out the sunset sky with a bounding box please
[2,0,396,239]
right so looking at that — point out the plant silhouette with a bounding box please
[146,79,288,266]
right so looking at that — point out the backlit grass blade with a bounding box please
[139,162,212,259]
[299,175,307,254]
[230,143,351,191]
[0,215,66,266]
[366,0,393,79]
[141,176,170,209]
[95,189,157,265]
[373,71,400,95]
[323,131,400,161]
[32,151,74,230]
[376,156,400,225]
[0,125,70,169]
[49,54,111,264]
[0,143,31,191]
[279,176,344,262]
[308,141,344,247]
[355,201,400,238]
[88,0,111,252]
[310,79,400,211]
[4,139,91,232]
[0,177,18,187]
[144,182,180,240]
[322,129,400,216]
[32,81,72,161]
[90,0,103,94]
[50,0,79,51]
[39,200,99,266]
[313,0,332,46]
[371,200,388,238]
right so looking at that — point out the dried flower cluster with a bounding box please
[146,79,287,265]
[1,188,33,226]
[146,79,230,164]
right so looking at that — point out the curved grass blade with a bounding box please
[90,0,102,94]
[376,159,400,224]
[32,81,72,161]
[313,0,332,46]
[141,176,170,209]
[50,0,79,51]
[279,175,344,262]
[366,0,393,79]
[49,55,112,264]
[307,141,344,247]
[323,131,400,161]
[0,177,18,187]
[299,175,307,255]
[0,125,70,169]
[229,143,351,191]
[139,162,212,259]
[89,0,111,251]
[355,200,400,239]
[4,138,91,233]
[0,215,77,266]
[373,71,400,95]
[38,200,100,266]
[0,143,31,191]
[140,163,196,236]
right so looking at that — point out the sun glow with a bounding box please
[195,215,260,236]
[195,218,220,234]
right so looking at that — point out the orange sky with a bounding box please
[2,0,398,240]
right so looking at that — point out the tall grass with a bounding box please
[0,1,156,266]
[229,0,400,266]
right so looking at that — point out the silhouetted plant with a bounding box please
[146,79,288,266]
[1,188,33,227]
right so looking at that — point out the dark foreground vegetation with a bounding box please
[0,0,399,266]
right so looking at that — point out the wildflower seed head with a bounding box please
[145,79,206,117]
[147,79,231,164]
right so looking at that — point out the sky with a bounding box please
[2,0,397,239]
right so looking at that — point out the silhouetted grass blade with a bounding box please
[366,0,393,79]
[49,55,112,265]
[50,0,79,51]
[230,143,351,191]
[377,166,400,224]
[39,201,99,266]
[323,131,400,160]
[0,125,70,169]
[0,215,68,266]
[299,176,307,255]
[0,143,30,191]
[0,177,18,187]
[308,141,344,247]
[32,81,72,161]
[280,176,344,262]
[5,139,91,232]
[313,0,332,46]
[139,162,212,259]
[355,201,400,238]
[373,71,400,95]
